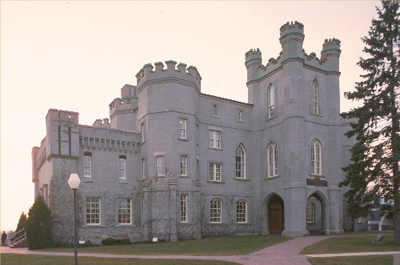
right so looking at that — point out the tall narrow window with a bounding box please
[212,104,218,116]
[141,122,146,143]
[141,159,146,179]
[238,110,243,121]
[180,155,188,176]
[311,140,322,175]
[86,197,101,225]
[196,158,200,179]
[118,198,132,224]
[156,155,165,176]
[268,85,276,118]
[307,202,315,223]
[179,118,187,139]
[196,124,199,144]
[236,145,246,179]
[209,162,222,182]
[119,156,126,179]
[181,194,188,223]
[84,153,92,178]
[209,130,222,149]
[236,200,247,223]
[312,80,319,115]
[210,199,222,223]
[268,143,278,177]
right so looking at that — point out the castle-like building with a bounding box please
[32,21,354,244]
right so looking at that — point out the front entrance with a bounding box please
[269,196,284,234]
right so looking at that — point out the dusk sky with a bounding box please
[1,1,378,232]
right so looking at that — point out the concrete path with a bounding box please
[1,235,399,265]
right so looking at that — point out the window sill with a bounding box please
[179,176,189,178]
[180,222,190,226]
[265,175,280,180]
[178,138,189,142]
[237,120,244,123]
[237,222,249,225]
[83,225,106,228]
[309,174,325,178]
[234,177,250,181]
[208,147,223,151]
[209,222,223,225]
[141,141,146,146]
[115,224,133,227]
[207,180,225,184]
[211,115,219,118]
[310,112,322,117]
[265,115,277,122]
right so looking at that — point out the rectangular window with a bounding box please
[141,122,146,143]
[86,197,101,225]
[212,104,218,116]
[179,118,187,139]
[209,130,222,149]
[156,155,165,176]
[118,198,132,224]
[236,201,247,223]
[238,110,243,121]
[210,199,222,223]
[119,156,126,179]
[84,154,92,178]
[307,202,315,223]
[180,155,188,176]
[142,159,146,179]
[180,194,188,223]
[209,162,222,182]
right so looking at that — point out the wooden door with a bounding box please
[269,197,284,233]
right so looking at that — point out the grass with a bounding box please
[41,235,291,256]
[308,255,393,265]
[301,231,399,254]
[0,254,238,265]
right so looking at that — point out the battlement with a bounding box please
[93,118,111,128]
[245,48,262,63]
[280,21,304,37]
[109,97,136,113]
[322,38,341,52]
[46,109,79,124]
[135,61,202,91]
[121,84,137,99]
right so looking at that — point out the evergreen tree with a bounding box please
[340,1,399,243]
[25,196,54,250]
[15,212,27,232]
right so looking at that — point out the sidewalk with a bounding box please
[1,235,399,265]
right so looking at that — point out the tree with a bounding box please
[15,212,27,232]
[25,196,54,249]
[340,1,399,243]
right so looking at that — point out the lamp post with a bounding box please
[68,173,81,265]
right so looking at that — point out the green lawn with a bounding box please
[302,231,399,254]
[0,254,238,265]
[308,255,393,265]
[41,235,291,256]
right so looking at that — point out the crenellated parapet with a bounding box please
[135,61,202,91]
[280,21,305,58]
[93,118,111,128]
[321,38,341,71]
[109,97,136,113]
[245,48,262,80]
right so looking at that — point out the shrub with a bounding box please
[25,196,54,250]
[101,237,132,246]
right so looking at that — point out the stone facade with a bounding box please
[32,21,353,245]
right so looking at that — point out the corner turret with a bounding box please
[245,48,262,81]
[321,38,341,71]
[279,21,305,58]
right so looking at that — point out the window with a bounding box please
[267,143,278,177]
[212,104,218,116]
[196,124,199,144]
[209,162,222,182]
[311,140,322,175]
[311,80,319,115]
[180,194,188,223]
[236,200,247,223]
[142,159,146,179]
[236,145,246,179]
[118,198,132,224]
[307,202,315,223]
[196,158,200,179]
[210,199,222,223]
[141,122,146,143]
[156,155,165,176]
[179,118,187,139]
[119,156,126,179]
[268,84,276,118]
[238,110,243,121]
[86,197,101,225]
[84,153,92,178]
[180,155,188,176]
[209,130,222,149]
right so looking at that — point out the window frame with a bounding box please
[209,162,222,182]
[119,156,126,180]
[235,145,246,179]
[117,198,132,225]
[268,84,276,118]
[141,122,146,143]
[156,155,165,176]
[307,202,315,223]
[210,198,222,223]
[311,140,322,176]
[267,143,278,177]
[209,130,222,149]
[236,200,247,223]
[180,194,188,223]
[311,80,319,115]
[180,154,188,177]
[141,158,146,179]
[84,152,92,178]
[85,197,101,225]
[179,118,187,140]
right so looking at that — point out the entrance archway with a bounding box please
[268,195,284,234]
[306,193,326,234]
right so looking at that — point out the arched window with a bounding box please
[311,139,322,175]
[307,202,315,223]
[268,143,278,177]
[210,199,222,223]
[236,200,247,223]
[268,84,276,118]
[236,145,246,179]
[311,80,319,115]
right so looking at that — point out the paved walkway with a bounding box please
[1,236,399,265]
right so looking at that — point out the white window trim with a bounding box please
[84,155,92,178]
[311,140,322,176]
[180,194,188,223]
[119,157,126,179]
[238,109,244,121]
[209,130,222,149]
[179,118,187,140]
[209,162,222,182]
[85,197,101,225]
[235,145,246,179]
[210,199,222,223]
[307,202,315,224]
[236,200,247,224]
[311,80,320,115]
[117,198,132,225]
[156,155,166,177]
[267,143,278,178]
[268,84,276,119]
[180,154,188,177]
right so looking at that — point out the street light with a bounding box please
[68,173,81,265]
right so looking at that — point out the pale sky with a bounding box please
[1,1,378,232]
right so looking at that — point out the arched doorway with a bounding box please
[306,193,325,234]
[269,196,284,234]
